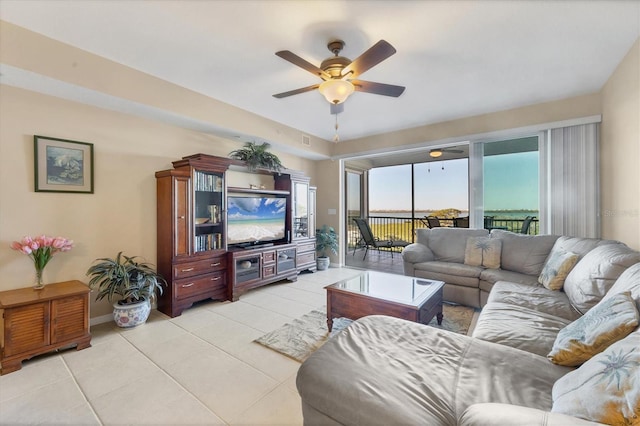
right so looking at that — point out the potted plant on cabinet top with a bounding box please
[229,141,284,172]
[86,252,166,328]
[316,225,339,271]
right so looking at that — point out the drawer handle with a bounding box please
[181,283,195,288]
[181,267,195,272]
[211,277,220,281]
[211,262,221,267]
[179,216,186,219]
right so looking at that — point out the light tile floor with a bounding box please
[0,267,365,426]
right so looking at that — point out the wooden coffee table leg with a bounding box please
[436,308,443,325]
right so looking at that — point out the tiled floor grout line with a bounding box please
[60,354,105,426]
[117,322,239,425]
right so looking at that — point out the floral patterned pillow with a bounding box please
[539,248,579,290]
[548,292,639,366]
[464,237,502,269]
[552,329,640,425]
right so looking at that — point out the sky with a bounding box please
[367,152,538,211]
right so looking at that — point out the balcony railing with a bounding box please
[347,215,539,251]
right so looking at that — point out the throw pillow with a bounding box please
[552,329,640,424]
[548,292,639,366]
[538,249,579,291]
[481,239,502,269]
[464,237,483,266]
[464,237,501,269]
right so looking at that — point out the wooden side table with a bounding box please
[0,280,92,375]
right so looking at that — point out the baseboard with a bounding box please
[89,313,113,326]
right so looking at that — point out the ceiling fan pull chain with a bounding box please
[333,114,340,142]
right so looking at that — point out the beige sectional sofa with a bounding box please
[296,230,640,425]
[401,228,619,308]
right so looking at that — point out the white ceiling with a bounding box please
[1,0,639,144]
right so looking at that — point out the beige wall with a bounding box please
[0,85,314,318]
[0,20,332,159]
[600,38,640,250]
[314,159,342,263]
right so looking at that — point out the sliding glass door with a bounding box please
[477,137,540,234]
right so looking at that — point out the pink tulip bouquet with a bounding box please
[10,235,74,289]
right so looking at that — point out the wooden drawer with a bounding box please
[174,271,226,300]
[263,265,276,278]
[173,256,226,279]
[263,251,276,263]
[297,251,315,265]
[297,242,316,253]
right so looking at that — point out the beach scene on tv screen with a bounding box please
[228,197,286,244]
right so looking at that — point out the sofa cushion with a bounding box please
[459,403,603,426]
[601,262,640,310]
[423,228,490,263]
[563,244,640,314]
[549,235,620,259]
[471,302,573,356]
[552,329,640,425]
[538,248,579,291]
[485,281,581,321]
[490,230,559,276]
[479,268,540,288]
[548,292,639,366]
[297,315,572,426]
[415,260,484,278]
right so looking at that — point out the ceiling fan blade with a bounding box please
[275,51,331,80]
[342,40,397,79]
[273,84,320,99]
[351,80,405,97]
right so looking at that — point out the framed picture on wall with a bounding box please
[34,135,94,193]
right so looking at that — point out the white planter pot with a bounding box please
[317,257,330,271]
[113,299,151,328]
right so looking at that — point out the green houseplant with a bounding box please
[315,225,339,271]
[86,252,166,327]
[229,141,284,172]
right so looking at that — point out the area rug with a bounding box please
[254,304,476,362]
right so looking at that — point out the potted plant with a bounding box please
[86,252,166,328]
[316,225,339,271]
[229,141,284,172]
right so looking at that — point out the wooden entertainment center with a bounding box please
[156,153,316,317]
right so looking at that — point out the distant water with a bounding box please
[369,210,538,219]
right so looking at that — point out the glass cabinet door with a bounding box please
[193,170,224,252]
[293,181,309,239]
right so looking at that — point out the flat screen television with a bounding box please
[227,196,287,247]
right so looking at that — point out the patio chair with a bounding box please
[424,216,442,229]
[353,218,410,260]
[519,216,535,234]
[453,216,469,228]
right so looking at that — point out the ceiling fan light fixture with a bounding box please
[429,149,443,158]
[319,79,354,104]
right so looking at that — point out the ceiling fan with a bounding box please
[273,39,405,106]
[429,147,464,158]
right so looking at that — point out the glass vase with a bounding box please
[34,268,45,290]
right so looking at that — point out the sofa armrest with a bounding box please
[402,243,435,276]
[402,243,435,264]
[458,403,603,426]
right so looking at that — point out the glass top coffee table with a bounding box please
[324,270,444,331]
